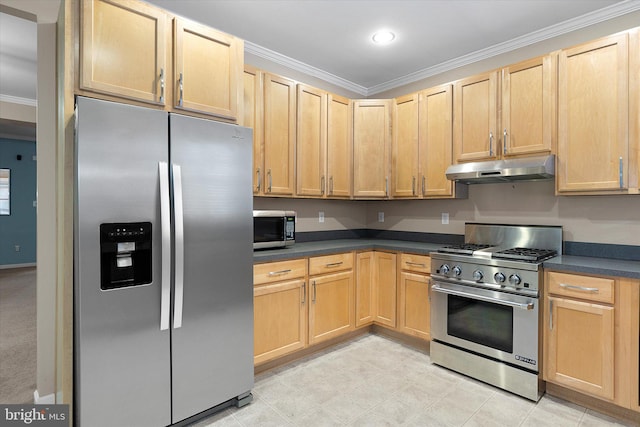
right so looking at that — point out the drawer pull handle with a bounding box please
[325,262,343,268]
[559,283,599,293]
[268,269,292,276]
[406,261,426,268]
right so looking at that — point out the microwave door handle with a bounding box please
[431,284,534,310]
[173,164,185,329]
[158,162,171,331]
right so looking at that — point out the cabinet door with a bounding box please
[419,84,454,197]
[263,73,296,195]
[453,71,499,162]
[353,100,391,198]
[392,94,420,198]
[244,66,264,194]
[327,94,352,198]
[355,252,375,326]
[254,279,306,365]
[296,85,327,197]
[309,271,354,345]
[374,252,397,327]
[557,33,629,193]
[174,18,242,120]
[502,55,555,157]
[631,29,640,195]
[80,0,168,105]
[546,296,614,400]
[398,272,430,340]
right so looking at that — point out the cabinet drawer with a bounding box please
[254,259,307,285]
[400,253,431,273]
[309,252,353,276]
[547,271,614,304]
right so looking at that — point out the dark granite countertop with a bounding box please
[543,255,640,280]
[254,239,640,280]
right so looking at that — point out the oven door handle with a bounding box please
[431,284,535,310]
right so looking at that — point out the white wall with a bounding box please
[254,198,368,232]
[35,21,57,402]
[366,182,640,245]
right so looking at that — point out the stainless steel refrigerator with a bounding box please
[74,96,254,426]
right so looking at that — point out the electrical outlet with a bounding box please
[15,245,20,252]
[442,213,449,225]
[378,212,384,222]
[319,211,325,223]
[33,200,37,208]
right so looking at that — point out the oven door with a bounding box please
[431,280,539,371]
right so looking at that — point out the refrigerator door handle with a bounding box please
[172,163,185,329]
[159,162,171,331]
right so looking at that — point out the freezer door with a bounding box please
[169,114,254,423]
[74,97,171,427]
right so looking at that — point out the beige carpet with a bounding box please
[0,267,36,404]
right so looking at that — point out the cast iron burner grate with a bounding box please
[493,247,557,262]
[438,244,492,255]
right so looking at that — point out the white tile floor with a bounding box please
[193,334,637,427]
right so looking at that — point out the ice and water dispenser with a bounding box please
[100,222,152,290]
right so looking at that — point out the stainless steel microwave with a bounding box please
[253,210,296,249]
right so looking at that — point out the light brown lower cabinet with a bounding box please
[308,270,354,344]
[253,260,307,365]
[308,252,355,345]
[544,271,640,411]
[355,251,397,328]
[398,253,431,340]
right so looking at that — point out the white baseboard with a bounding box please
[0,262,36,270]
[34,390,55,404]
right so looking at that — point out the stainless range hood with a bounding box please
[445,154,555,184]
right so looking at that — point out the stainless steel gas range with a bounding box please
[430,223,562,401]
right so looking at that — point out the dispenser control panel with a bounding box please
[100,222,152,290]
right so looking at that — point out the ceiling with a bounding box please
[0,0,639,107]
[147,0,638,95]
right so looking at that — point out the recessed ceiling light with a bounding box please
[372,30,395,45]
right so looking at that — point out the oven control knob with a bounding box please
[509,274,522,286]
[439,264,450,275]
[494,272,506,283]
[452,266,462,276]
[472,270,483,281]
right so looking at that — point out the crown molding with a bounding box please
[245,1,640,97]
[245,41,368,96]
[0,94,37,107]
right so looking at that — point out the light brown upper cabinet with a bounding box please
[243,66,264,195]
[392,85,460,199]
[501,55,556,157]
[262,73,296,196]
[326,94,353,198]
[419,85,456,197]
[453,71,499,162]
[296,86,353,198]
[80,0,169,105]
[453,55,556,163]
[632,28,640,196]
[353,100,392,199]
[173,17,243,120]
[80,0,243,122]
[296,85,327,197]
[392,94,419,198]
[557,32,636,194]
